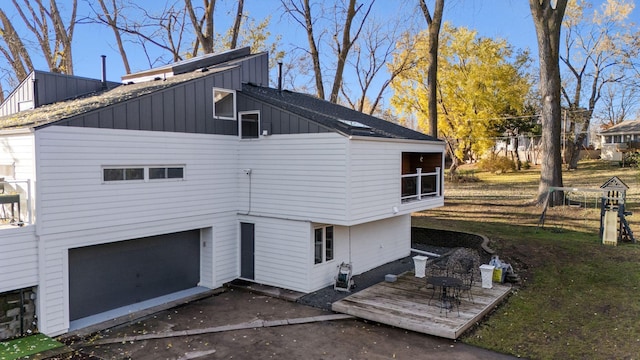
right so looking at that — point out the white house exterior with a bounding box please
[0,48,445,338]
[599,120,640,161]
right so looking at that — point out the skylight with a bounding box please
[338,119,371,129]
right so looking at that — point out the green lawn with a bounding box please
[413,160,640,359]
[0,333,64,360]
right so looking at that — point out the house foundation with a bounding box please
[0,287,37,340]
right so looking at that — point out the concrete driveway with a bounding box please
[57,287,519,360]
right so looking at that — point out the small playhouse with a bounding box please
[600,176,635,245]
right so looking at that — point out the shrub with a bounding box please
[449,169,479,183]
[477,156,516,174]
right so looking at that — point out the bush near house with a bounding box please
[477,155,516,174]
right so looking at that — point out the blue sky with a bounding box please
[23,1,539,82]
[1,1,634,89]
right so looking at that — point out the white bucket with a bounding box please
[479,264,495,289]
[412,255,428,278]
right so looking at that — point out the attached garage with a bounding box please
[68,230,200,321]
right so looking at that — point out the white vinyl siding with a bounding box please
[348,215,412,274]
[35,126,238,235]
[237,133,349,224]
[33,126,241,335]
[308,216,411,292]
[349,139,444,222]
[240,216,310,293]
[0,227,37,293]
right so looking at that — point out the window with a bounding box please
[103,168,144,181]
[239,111,260,139]
[103,166,185,182]
[149,167,184,180]
[213,88,236,120]
[314,226,334,264]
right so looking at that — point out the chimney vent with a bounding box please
[277,62,283,92]
[101,55,107,89]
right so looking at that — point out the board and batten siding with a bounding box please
[0,71,118,117]
[57,67,242,136]
[237,93,333,135]
[0,227,37,293]
[349,139,444,223]
[237,133,349,224]
[33,126,241,335]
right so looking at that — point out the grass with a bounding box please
[413,159,640,359]
[0,333,64,360]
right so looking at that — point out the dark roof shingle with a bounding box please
[240,84,439,142]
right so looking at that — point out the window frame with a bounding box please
[102,165,186,183]
[213,88,237,120]
[238,110,260,139]
[313,225,335,265]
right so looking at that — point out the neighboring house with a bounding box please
[0,47,444,338]
[599,120,640,161]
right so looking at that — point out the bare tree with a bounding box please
[282,0,374,103]
[185,0,215,55]
[230,0,244,49]
[281,0,325,99]
[560,0,638,170]
[0,8,34,81]
[530,0,568,205]
[11,0,77,74]
[95,0,131,74]
[419,0,444,137]
[597,82,639,129]
[328,0,373,103]
[340,13,415,115]
[90,2,189,66]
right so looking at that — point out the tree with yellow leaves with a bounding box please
[390,24,532,173]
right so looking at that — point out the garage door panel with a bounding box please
[69,230,200,321]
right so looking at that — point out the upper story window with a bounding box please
[103,166,185,182]
[314,225,334,264]
[239,111,260,139]
[213,88,236,120]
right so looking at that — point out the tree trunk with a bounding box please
[185,0,215,54]
[97,0,131,74]
[419,0,444,138]
[567,132,587,169]
[302,0,324,99]
[530,0,568,206]
[49,0,76,74]
[0,8,34,80]
[230,0,244,49]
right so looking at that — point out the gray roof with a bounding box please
[240,84,439,142]
[599,120,640,135]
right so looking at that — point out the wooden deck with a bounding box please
[331,272,512,339]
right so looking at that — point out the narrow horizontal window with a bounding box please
[103,168,144,182]
[149,167,185,180]
[103,166,184,182]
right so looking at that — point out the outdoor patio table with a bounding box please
[427,276,462,316]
